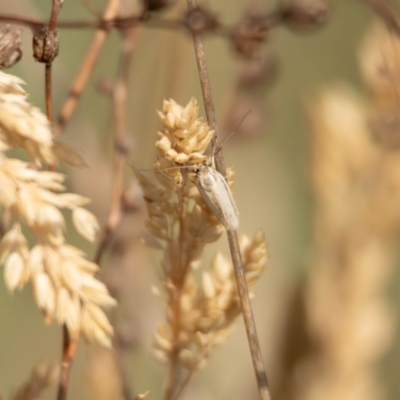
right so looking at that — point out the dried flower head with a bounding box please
[0,71,115,346]
[136,98,267,396]
[0,25,23,69]
[230,13,270,59]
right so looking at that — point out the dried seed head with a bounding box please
[231,13,270,59]
[184,7,219,34]
[0,71,115,347]
[156,98,214,162]
[143,0,175,12]
[139,99,268,384]
[32,27,59,63]
[280,0,329,32]
[0,25,22,69]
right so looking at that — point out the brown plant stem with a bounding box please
[55,0,121,132]
[94,11,143,400]
[57,326,79,400]
[40,3,79,400]
[164,193,187,400]
[186,1,271,400]
[45,0,63,122]
[0,12,280,36]
[94,23,141,266]
[45,0,63,121]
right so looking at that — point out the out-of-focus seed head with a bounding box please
[32,27,59,63]
[280,0,329,32]
[143,0,175,12]
[230,13,270,59]
[184,6,219,35]
[0,25,22,69]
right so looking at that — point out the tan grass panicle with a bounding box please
[0,71,115,347]
[136,98,268,397]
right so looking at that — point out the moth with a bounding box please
[188,159,239,231]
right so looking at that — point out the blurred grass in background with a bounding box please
[1,0,400,399]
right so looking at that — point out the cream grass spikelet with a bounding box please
[136,98,268,398]
[0,71,115,347]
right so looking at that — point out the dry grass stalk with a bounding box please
[293,85,397,400]
[0,71,116,346]
[274,22,400,400]
[12,361,59,400]
[135,98,268,399]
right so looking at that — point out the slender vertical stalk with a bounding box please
[186,1,271,399]
[40,2,81,400]
[94,24,142,265]
[45,0,63,121]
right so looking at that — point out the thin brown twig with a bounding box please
[93,10,143,400]
[45,0,63,122]
[164,194,187,400]
[0,10,281,37]
[94,24,141,267]
[57,326,79,400]
[37,2,79,400]
[55,0,122,133]
[186,1,271,400]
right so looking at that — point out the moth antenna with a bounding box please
[213,110,252,156]
[157,165,195,172]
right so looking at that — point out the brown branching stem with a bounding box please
[55,0,121,132]
[94,13,143,400]
[186,1,271,400]
[0,11,279,38]
[94,24,141,266]
[40,3,79,400]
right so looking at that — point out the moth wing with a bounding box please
[196,175,225,223]
[197,168,239,230]
[214,171,239,230]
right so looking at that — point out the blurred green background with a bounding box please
[1,0,400,399]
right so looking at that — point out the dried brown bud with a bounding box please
[280,0,329,32]
[230,14,270,59]
[184,6,219,34]
[32,27,59,63]
[143,0,175,11]
[0,25,22,69]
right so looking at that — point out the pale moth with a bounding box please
[189,117,248,231]
[189,159,239,231]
